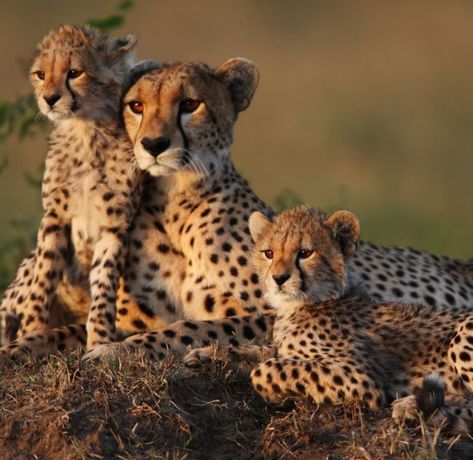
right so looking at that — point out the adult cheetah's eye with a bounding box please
[128,101,144,114]
[180,99,201,114]
[68,69,83,79]
[262,250,274,260]
[298,250,314,259]
[35,71,45,80]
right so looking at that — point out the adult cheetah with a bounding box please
[0,25,142,351]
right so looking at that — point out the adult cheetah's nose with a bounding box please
[273,273,290,286]
[43,93,61,107]
[141,136,171,157]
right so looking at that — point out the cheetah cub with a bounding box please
[191,205,473,412]
[0,25,141,352]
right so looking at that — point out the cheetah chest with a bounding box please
[69,171,111,263]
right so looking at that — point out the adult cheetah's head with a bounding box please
[249,205,361,310]
[30,24,137,122]
[123,58,259,177]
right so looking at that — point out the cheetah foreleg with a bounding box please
[83,314,274,362]
[250,358,385,409]
[87,232,125,349]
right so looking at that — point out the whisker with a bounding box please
[185,150,209,177]
[180,152,199,176]
[34,111,44,123]
[182,150,204,177]
[194,155,209,177]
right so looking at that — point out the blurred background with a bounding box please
[1,0,472,289]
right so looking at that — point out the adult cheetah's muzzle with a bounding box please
[141,136,171,157]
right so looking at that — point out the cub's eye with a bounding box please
[262,250,274,260]
[298,250,314,259]
[128,101,143,114]
[35,71,45,80]
[68,69,83,79]
[180,99,201,113]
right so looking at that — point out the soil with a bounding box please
[0,350,472,460]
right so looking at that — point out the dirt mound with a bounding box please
[0,351,471,459]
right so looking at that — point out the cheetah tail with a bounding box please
[416,372,473,434]
[415,372,446,418]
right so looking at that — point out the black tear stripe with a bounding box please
[295,257,306,292]
[65,77,79,112]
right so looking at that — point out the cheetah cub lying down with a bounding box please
[187,205,473,413]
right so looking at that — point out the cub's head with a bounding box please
[249,205,361,310]
[30,24,137,122]
[123,58,259,177]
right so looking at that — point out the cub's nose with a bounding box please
[141,136,171,158]
[272,273,290,286]
[43,93,61,107]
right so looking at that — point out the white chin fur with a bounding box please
[147,164,175,176]
[38,100,74,121]
[265,290,307,311]
[134,147,185,176]
[134,146,157,171]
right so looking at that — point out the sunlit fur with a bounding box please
[246,206,473,416]
[30,24,136,122]
[0,25,142,352]
[250,205,362,311]
[123,59,258,183]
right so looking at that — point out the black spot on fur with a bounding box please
[204,295,215,312]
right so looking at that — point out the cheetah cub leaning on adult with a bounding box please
[0,25,142,352]
[187,205,473,419]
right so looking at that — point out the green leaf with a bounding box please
[117,0,134,11]
[87,15,124,32]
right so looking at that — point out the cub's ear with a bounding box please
[249,211,272,243]
[324,210,360,257]
[108,34,138,63]
[112,34,138,53]
[215,58,259,112]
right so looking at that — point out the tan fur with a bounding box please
[105,59,273,336]
[226,206,473,411]
[3,52,473,367]
[0,25,141,351]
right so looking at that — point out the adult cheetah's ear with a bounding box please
[249,211,272,243]
[215,58,259,113]
[325,210,361,258]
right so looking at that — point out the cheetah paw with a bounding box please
[82,342,126,362]
[392,395,418,422]
[227,346,263,363]
[184,346,215,370]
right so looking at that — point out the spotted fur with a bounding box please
[2,55,473,366]
[0,25,142,351]
[232,206,473,410]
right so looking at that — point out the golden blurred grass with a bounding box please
[0,0,472,258]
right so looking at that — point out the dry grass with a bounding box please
[1,351,473,459]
